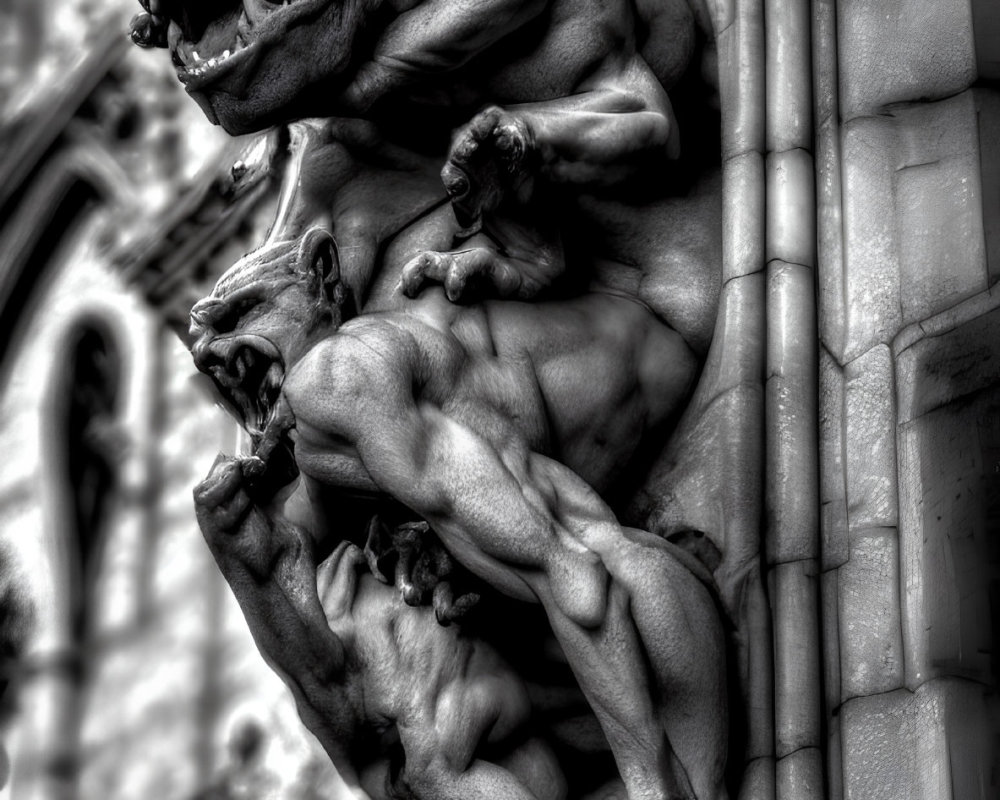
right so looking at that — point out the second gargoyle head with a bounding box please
[188,226,353,439]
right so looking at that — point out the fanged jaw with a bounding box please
[203,335,285,442]
[171,0,327,89]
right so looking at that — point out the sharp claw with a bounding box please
[364,516,390,583]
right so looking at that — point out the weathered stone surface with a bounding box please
[974,89,1000,282]
[841,92,986,360]
[838,0,976,119]
[741,563,776,764]
[766,262,818,563]
[775,747,823,800]
[841,680,995,800]
[841,118,900,360]
[895,302,1000,423]
[772,560,822,757]
[894,109,987,325]
[815,110,845,360]
[812,0,839,128]
[764,0,811,153]
[897,385,999,690]
[819,350,848,570]
[718,0,765,160]
[766,149,815,269]
[843,345,897,530]
[825,714,843,800]
[723,150,766,282]
[972,0,1000,82]
[701,271,766,400]
[739,757,776,800]
[838,528,904,701]
[820,569,841,716]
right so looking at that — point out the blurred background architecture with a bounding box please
[0,1,345,797]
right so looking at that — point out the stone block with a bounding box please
[739,756,776,800]
[841,118,900,360]
[974,89,1000,282]
[820,569,841,717]
[775,747,824,800]
[895,303,1000,423]
[838,0,976,119]
[972,0,1000,82]
[766,149,815,269]
[764,0,811,153]
[843,345,897,530]
[897,386,999,690]
[816,110,845,360]
[766,373,819,563]
[819,350,848,570]
[772,560,822,757]
[723,150,765,282]
[702,271,766,400]
[841,680,995,800]
[812,0,839,128]
[766,262,819,563]
[718,0,764,160]
[838,528,904,701]
[894,101,987,324]
[842,92,986,359]
[826,714,843,800]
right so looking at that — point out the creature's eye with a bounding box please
[213,296,261,333]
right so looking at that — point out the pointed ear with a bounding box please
[298,227,340,285]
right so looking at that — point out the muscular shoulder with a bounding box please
[284,317,421,431]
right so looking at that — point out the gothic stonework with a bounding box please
[122,0,999,797]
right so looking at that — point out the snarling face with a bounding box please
[189,228,347,440]
[133,0,372,133]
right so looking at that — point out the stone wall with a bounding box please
[816,1,999,797]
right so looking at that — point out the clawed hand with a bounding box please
[364,517,480,625]
[442,106,536,232]
[193,454,256,539]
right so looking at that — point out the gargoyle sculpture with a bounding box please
[130,0,719,314]
[187,220,728,799]
[195,456,572,800]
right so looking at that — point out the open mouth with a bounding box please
[199,333,285,442]
[168,0,329,90]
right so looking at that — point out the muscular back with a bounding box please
[287,287,696,497]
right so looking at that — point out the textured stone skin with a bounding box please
[194,457,568,800]
[187,216,730,799]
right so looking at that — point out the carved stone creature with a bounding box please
[188,225,728,800]
[195,455,568,800]
[131,0,719,315]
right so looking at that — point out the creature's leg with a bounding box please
[527,456,728,800]
[443,54,676,224]
[540,581,685,800]
[602,530,729,800]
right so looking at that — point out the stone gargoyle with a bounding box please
[188,210,728,797]
[130,0,721,324]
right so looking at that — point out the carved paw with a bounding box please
[443,106,536,230]
[399,247,521,303]
[193,454,254,540]
[432,582,481,627]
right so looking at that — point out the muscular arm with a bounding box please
[193,457,366,791]
[291,327,609,627]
